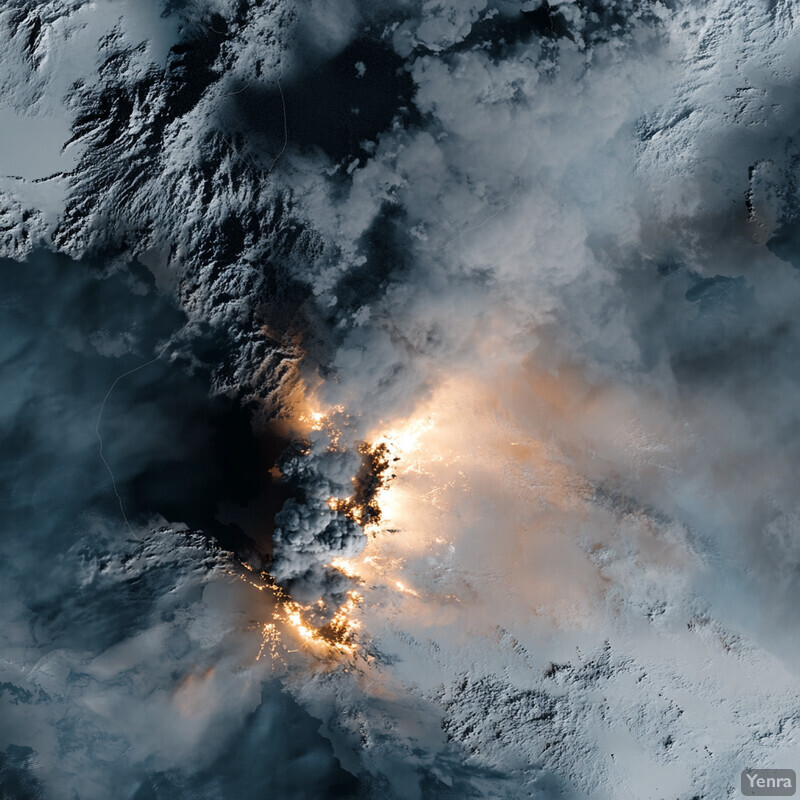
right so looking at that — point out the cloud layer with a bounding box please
[3,0,800,797]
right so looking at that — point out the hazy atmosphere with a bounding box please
[1,1,800,798]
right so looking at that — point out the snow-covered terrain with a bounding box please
[2,1,800,798]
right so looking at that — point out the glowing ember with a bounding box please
[329,557,360,578]
[246,382,445,661]
[232,567,363,657]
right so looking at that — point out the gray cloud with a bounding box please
[0,250,364,799]
[4,0,800,797]
[256,2,800,793]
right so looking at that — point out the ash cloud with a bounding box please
[278,0,800,642]
[4,0,800,797]
[258,1,800,791]
[271,435,365,606]
[0,251,363,799]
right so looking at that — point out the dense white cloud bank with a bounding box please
[3,0,800,798]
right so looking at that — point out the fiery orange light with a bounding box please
[329,557,360,578]
[395,580,419,597]
[246,379,453,662]
[230,567,363,657]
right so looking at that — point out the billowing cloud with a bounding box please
[0,251,363,799]
[4,0,800,798]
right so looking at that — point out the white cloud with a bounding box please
[6,0,800,796]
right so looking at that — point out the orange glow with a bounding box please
[292,372,592,636]
[230,566,362,658]
[296,403,346,435]
[256,622,281,662]
[249,356,688,683]
[243,378,464,660]
[173,667,216,716]
[329,557,360,578]
[276,592,362,655]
